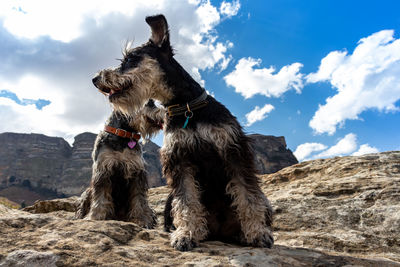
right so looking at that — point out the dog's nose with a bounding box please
[92,76,100,87]
[146,99,155,108]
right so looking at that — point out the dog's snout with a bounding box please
[92,75,100,87]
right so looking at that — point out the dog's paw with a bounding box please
[251,231,274,248]
[143,212,158,229]
[171,236,197,251]
[130,218,157,229]
[241,229,274,248]
[141,222,155,229]
[164,224,176,233]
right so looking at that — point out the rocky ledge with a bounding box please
[1,151,399,266]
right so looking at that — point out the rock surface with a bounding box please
[262,151,400,262]
[1,151,399,266]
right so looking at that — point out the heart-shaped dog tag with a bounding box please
[128,140,137,149]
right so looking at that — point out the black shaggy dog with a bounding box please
[75,100,164,228]
[92,14,273,251]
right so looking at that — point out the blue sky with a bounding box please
[0,0,399,161]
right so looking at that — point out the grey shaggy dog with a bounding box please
[75,100,164,228]
[91,14,273,251]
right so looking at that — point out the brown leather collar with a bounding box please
[167,91,208,117]
[104,125,141,140]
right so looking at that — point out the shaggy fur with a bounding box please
[75,100,164,228]
[91,14,273,251]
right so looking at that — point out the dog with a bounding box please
[75,99,164,229]
[91,14,273,251]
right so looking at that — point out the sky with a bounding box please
[0,0,399,162]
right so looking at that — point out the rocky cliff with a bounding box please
[0,132,164,202]
[0,132,297,204]
[0,133,71,191]
[0,151,398,266]
[58,133,95,196]
[249,134,298,174]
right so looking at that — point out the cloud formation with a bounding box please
[224,57,304,99]
[307,30,400,135]
[293,143,327,162]
[219,0,241,17]
[316,133,358,158]
[352,144,379,156]
[0,0,239,142]
[294,133,379,161]
[245,104,274,126]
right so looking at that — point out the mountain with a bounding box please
[0,132,297,205]
[1,151,399,266]
[0,132,164,204]
[249,134,298,174]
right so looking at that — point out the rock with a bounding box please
[1,151,399,266]
[249,134,298,174]
[0,204,398,267]
[0,132,71,193]
[59,133,95,195]
[0,250,59,267]
[142,140,165,188]
[261,151,400,262]
[23,197,78,214]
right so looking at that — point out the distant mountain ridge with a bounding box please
[0,132,297,205]
[0,132,164,205]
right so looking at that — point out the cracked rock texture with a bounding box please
[1,151,400,266]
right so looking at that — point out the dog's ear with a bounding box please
[146,14,170,48]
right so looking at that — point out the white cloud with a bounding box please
[307,30,400,135]
[294,133,375,161]
[245,104,274,126]
[352,144,379,156]
[224,57,304,99]
[220,0,241,18]
[293,142,327,161]
[316,133,357,158]
[0,0,167,42]
[0,75,110,143]
[0,0,239,142]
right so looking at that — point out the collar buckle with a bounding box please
[115,128,126,138]
[167,104,180,117]
[166,91,208,117]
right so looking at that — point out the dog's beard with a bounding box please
[99,56,173,116]
[130,103,165,142]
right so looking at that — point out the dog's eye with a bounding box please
[120,55,141,72]
[127,55,141,63]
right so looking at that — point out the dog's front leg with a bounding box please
[127,170,157,229]
[226,173,274,248]
[75,187,92,219]
[168,164,208,251]
[86,163,114,220]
